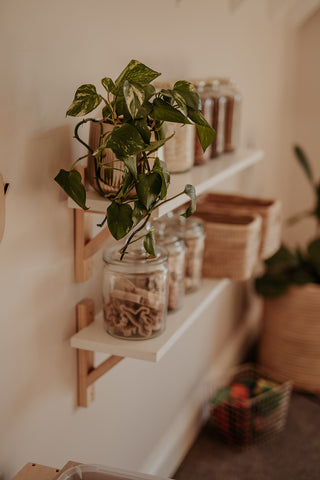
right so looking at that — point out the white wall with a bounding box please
[0,0,302,478]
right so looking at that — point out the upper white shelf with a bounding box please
[70,278,229,362]
[68,148,264,217]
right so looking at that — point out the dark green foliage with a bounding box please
[255,147,320,298]
[56,60,216,258]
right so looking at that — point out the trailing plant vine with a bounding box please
[55,59,215,258]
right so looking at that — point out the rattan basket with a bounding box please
[197,193,282,259]
[258,284,320,393]
[210,363,292,447]
[195,211,262,280]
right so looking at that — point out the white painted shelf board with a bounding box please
[70,278,229,362]
[67,149,264,216]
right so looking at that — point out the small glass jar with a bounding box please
[153,228,186,311]
[161,123,195,173]
[219,78,242,153]
[164,213,206,293]
[103,245,168,340]
[209,79,227,158]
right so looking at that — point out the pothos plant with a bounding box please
[55,59,215,258]
[255,145,320,298]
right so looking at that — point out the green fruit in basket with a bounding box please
[257,389,283,417]
[210,386,230,406]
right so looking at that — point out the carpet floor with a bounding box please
[174,393,320,480]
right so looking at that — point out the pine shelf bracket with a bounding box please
[76,299,124,407]
[74,166,110,282]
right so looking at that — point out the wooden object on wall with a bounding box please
[0,174,9,243]
[76,299,124,407]
[74,166,110,282]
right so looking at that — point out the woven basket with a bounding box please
[162,123,195,173]
[87,121,125,195]
[194,211,262,280]
[197,193,282,259]
[258,284,320,393]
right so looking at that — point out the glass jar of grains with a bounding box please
[219,78,242,153]
[165,213,206,293]
[153,228,186,311]
[103,244,168,340]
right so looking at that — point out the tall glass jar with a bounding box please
[194,80,213,165]
[164,213,206,293]
[153,228,186,311]
[103,245,168,340]
[208,79,227,158]
[219,78,242,153]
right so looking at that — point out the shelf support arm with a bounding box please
[76,299,124,407]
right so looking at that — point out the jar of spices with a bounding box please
[165,213,206,293]
[219,78,242,153]
[153,227,186,311]
[103,244,168,340]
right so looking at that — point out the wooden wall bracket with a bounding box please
[74,166,110,282]
[76,299,124,407]
[0,174,9,243]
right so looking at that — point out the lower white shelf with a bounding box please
[70,278,229,362]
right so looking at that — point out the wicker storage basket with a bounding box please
[194,211,262,280]
[197,193,282,259]
[258,284,320,393]
[87,121,125,195]
[210,363,292,447]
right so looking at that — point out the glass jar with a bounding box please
[164,213,206,293]
[219,78,242,153]
[208,79,227,158]
[103,244,168,340]
[153,228,186,311]
[161,123,195,173]
[194,80,213,165]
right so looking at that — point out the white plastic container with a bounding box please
[57,464,168,480]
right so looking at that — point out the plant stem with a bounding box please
[120,213,151,260]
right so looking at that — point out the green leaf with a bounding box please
[102,105,112,119]
[123,155,137,179]
[114,171,135,201]
[255,273,291,298]
[314,184,320,221]
[144,134,174,153]
[66,84,102,117]
[182,184,196,218]
[101,77,115,94]
[136,172,162,210]
[151,98,191,124]
[123,80,145,119]
[54,169,88,210]
[107,202,133,240]
[187,107,215,152]
[132,201,148,226]
[294,145,315,187]
[173,80,200,110]
[143,84,156,101]
[132,118,151,144]
[105,123,146,159]
[265,244,299,268]
[144,230,156,258]
[152,157,170,199]
[114,59,160,95]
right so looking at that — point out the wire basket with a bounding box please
[210,364,292,447]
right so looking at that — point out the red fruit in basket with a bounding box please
[231,383,250,400]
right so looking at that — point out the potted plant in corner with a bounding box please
[55,59,215,259]
[255,145,320,393]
